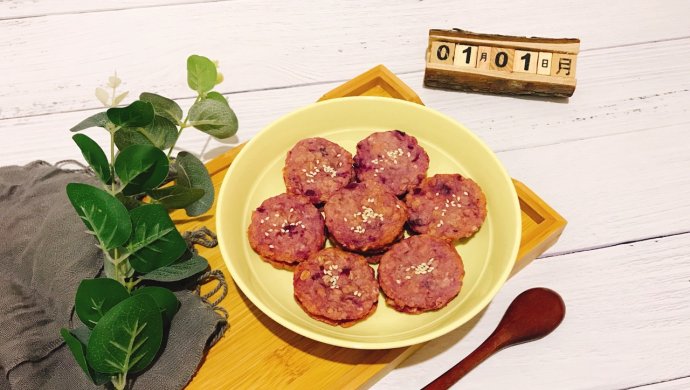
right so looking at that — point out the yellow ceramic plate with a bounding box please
[216,97,520,349]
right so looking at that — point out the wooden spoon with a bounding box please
[423,288,565,390]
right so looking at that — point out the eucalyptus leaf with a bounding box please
[133,286,179,324]
[205,91,229,107]
[188,98,238,139]
[113,91,129,106]
[61,328,112,385]
[86,294,163,375]
[66,183,132,250]
[123,165,167,196]
[187,55,217,94]
[141,251,208,281]
[72,134,112,184]
[107,100,155,128]
[95,88,110,107]
[126,204,187,273]
[113,127,154,150]
[115,116,177,150]
[75,278,130,329]
[61,328,93,381]
[114,144,169,195]
[70,112,108,132]
[140,92,183,123]
[148,185,204,209]
[175,151,214,216]
[144,115,178,149]
[139,252,209,282]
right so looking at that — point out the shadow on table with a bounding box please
[442,88,570,104]
[396,305,490,368]
[200,135,240,162]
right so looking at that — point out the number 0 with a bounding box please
[495,52,508,67]
[437,45,450,60]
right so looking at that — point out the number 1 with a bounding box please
[462,46,472,64]
[520,52,531,71]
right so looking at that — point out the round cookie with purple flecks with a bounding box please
[283,137,354,205]
[354,130,430,197]
[378,234,465,314]
[247,193,326,270]
[293,248,379,327]
[324,182,407,257]
[405,173,487,242]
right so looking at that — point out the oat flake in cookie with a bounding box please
[378,235,464,313]
[283,137,354,205]
[354,130,430,197]
[406,174,487,241]
[293,248,379,327]
[324,182,407,256]
[248,193,325,269]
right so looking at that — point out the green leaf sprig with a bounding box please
[61,55,235,390]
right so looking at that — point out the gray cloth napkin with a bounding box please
[0,162,227,390]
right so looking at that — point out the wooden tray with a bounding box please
[179,65,566,389]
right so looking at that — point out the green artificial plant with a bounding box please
[60,55,237,390]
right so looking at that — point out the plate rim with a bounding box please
[216,96,521,349]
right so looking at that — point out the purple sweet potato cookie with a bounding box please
[378,235,464,313]
[405,174,487,241]
[248,193,325,269]
[324,182,407,254]
[283,137,354,205]
[354,130,429,197]
[293,248,378,327]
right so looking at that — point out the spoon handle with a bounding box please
[422,330,507,390]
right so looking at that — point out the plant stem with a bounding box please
[105,247,137,289]
[110,129,116,194]
[112,247,120,282]
[111,373,127,390]
[108,76,118,194]
[166,125,185,159]
[166,95,201,158]
[125,277,142,293]
[104,249,140,291]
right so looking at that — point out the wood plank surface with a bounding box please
[0,0,214,19]
[3,37,687,167]
[2,0,690,119]
[637,377,690,390]
[498,123,690,256]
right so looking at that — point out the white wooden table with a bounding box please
[2,1,690,389]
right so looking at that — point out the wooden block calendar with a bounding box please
[424,29,580,97]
